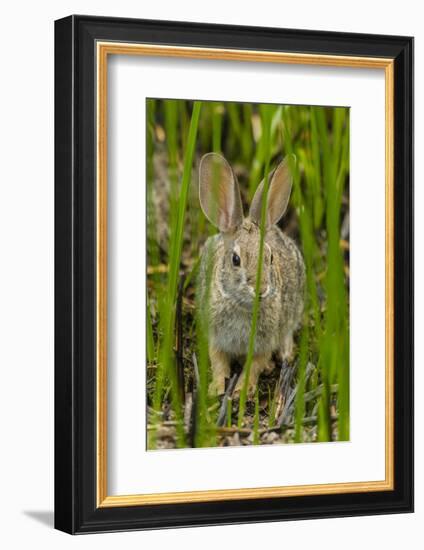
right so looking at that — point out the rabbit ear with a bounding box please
[249,155,294,227]
[199,153,243,232]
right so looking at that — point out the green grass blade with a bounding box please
[294,324,308,442]
[253,388,260,445]
[152,101,202,447]
[238,105,273,427]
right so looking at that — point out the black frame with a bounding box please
[55,15,414,534]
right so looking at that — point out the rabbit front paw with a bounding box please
[208,377,226,396]
[233,377,257,401]
[279,332,294,362]
[233,355,271,400]
[208,347,230,396]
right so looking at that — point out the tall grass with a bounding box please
[149,101,202,447]
[146,99,350,449]
[282,106,349,442]
[237,104,273,427]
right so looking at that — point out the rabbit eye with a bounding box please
[270,253,274,264]
[232,253,241,267]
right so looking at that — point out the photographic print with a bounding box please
[146,99,350,450]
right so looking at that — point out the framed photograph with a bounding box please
[54,15,413,534]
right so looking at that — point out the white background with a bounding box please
[0,0,420,548]
[108,56,386,495]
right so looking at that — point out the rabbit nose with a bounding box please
[247,283,269,298]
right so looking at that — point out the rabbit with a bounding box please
[197,153,305,398]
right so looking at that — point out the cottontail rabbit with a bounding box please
[197,153,305,398]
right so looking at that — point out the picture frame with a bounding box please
[54,15,414,534]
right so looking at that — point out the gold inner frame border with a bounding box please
[96,42,394,508]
